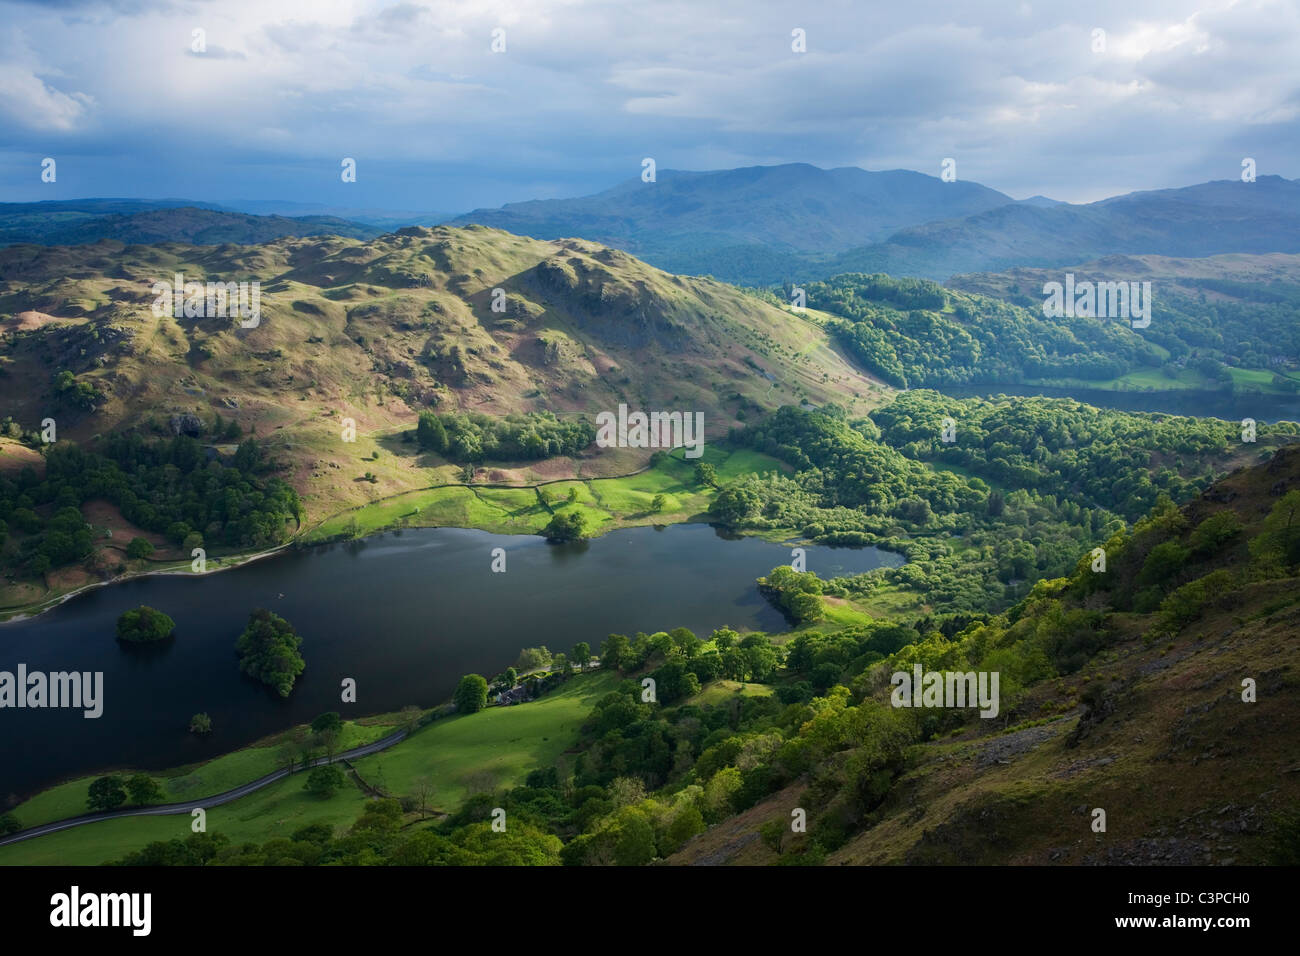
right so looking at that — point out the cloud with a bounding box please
[0,65,92,130]
[0,0,1295,206]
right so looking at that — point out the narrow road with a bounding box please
[0,728,408,848]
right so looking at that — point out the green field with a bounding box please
[0,674,616,866]
[303,444,788,543]
[0,772,374,866]
[348,670,619,812]
[7,716,401,830]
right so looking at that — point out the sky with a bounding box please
[1,0,1297,213]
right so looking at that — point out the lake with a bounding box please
[934,385,1300,422]
[0,523,900,799]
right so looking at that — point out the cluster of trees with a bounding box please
[542,510,588,542]
[805,271,1300,388]
[713,396,1298,615]
[757,566,826,624]
[983,276,1300,383]
[113,799,564,866]
[0,433,299,578]
[807,273,1155,388]
[416,410,595,462]
[53,370,104,411]
[598,627,779,694]
[87,773,165,811]
[871,390,1268,519]
[236,609,305,697]
[115,605,175,643]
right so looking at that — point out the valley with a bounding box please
[2,186,1298,874]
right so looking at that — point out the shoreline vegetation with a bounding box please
[0,443,783,623]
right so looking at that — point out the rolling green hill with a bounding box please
[799,264,1300,392]
[0,225,885,610]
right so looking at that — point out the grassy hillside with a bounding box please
[0,673,615,866]
[668,447,1300,865]
[0,226,884,611]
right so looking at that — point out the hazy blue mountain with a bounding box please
[0,199,383,247]
[450,163,1016,283]
[831,176,1300,279]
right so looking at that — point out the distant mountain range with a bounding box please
[6,168,1300,285]
[451,166,1300,284]
[452,163,1014,251]
[833,176,1300,281]
[0,199,386,247]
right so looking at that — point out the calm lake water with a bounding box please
[0,523,900,800]
[935,385,1300,422]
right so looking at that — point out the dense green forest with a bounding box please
[802,272,1300,388]
[714,393,1298,614]
[416,410,595,462]
[0,432,300,576]
[968,275,1300,381]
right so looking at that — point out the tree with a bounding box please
[651,493,666,512]
[116,605,175,643]
[503,667,518,686]
[515,647,552,671]
[236,609,305,697]
[573,642,591,671]
[126,774,165,806]
[454,674,489,714]
[304,764,345,798]
[311,711,342,736]
[0,813,22,836]
[188,712,213,735]
[311,711,343,756]
[125,537,154,559]
[694,462,719,488]
[711,627,738,652]
[411,776,435,820]
[542,510,588,542]
[550,653,568,679]
[416,412,448,453]
[87,775,128,811]
[601,633,630,671]
[567,487,579,503]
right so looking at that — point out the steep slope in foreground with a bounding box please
[670,448,1300,865]
[0,225,885,517]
